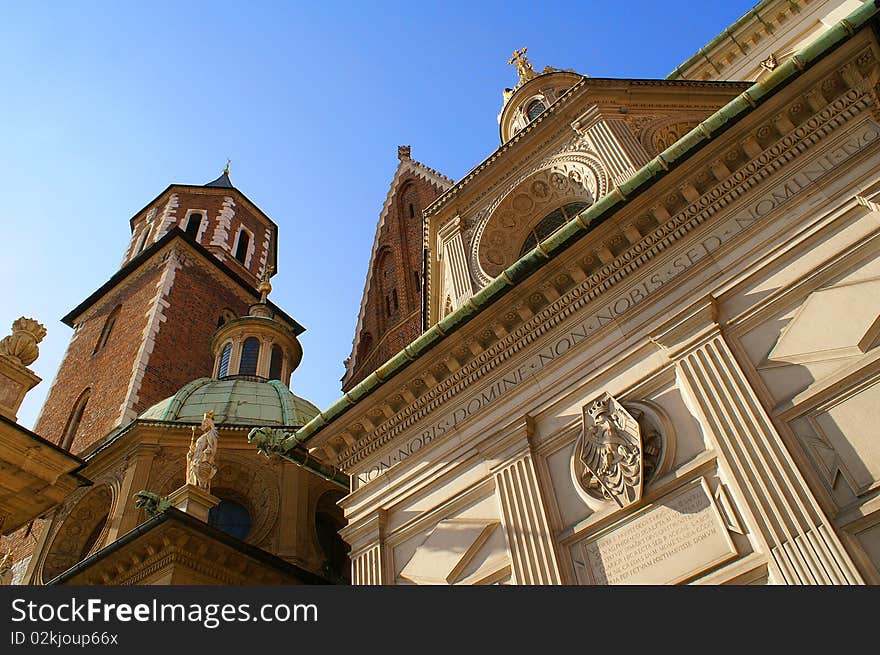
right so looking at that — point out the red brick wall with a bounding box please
[135,258,251,419]
[344,174,444,391]
[127,189,274,287]
[33,246,254,456]
[33,264,162,453]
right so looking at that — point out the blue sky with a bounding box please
[1,1,758,431]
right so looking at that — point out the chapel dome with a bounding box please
[139,377,320,427]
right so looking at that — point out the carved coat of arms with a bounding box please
[574,393,643,508]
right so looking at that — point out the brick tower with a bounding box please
[33,167,303,456]
[341,147,452,391]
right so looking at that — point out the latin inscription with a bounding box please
[355,120,880,485]
[584,480,735,585]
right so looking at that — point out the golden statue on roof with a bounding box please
[508,47,538,87]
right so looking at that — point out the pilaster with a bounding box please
[655,298,864,584]
[342,510,388,585]
[437,216,473,311]
[485,417,562,585]
[573,107,651,186]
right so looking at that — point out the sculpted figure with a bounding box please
[577,393,643,507]
[187,412,219,490]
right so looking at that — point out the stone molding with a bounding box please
[326,66,877,474]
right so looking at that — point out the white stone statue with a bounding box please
[187,412,219,490]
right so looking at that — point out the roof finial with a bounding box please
[224,158,231,176]
[258,265,274,304]
[398,145,411,161]
[508,47,537,87]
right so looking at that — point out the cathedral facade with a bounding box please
[295,0,880,585]
[2,0,880,586]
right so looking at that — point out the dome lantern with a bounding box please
[210,269,303,386]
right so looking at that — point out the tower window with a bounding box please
[527,99,547,121]
[185,212,203,239]
[61,388,90,450]
[234,229,250,265]
[409,203,415,218]
[134,231,149,255]
[239,337,260,376]
[93,305,121,353]
[269,344,283,381]
[218,342,232,378]
[392,288,398,313]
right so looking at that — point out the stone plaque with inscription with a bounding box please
[582,478,736,585]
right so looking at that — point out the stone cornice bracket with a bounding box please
[570,105,652,187]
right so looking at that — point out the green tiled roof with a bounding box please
[140,377,320,427]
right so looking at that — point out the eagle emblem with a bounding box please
[575,393,643,508]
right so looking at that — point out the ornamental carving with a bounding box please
[0,317,46,367]
[474,162,597,280]
[41,485,114,582]
[572,395,666,509]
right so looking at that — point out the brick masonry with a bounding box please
[126,187,275,286]
[344,174,445,391]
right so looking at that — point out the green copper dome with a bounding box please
[140,377,319,427]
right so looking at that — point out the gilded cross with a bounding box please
[508,47,537,86]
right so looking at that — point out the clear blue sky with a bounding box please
[1,0,757,431]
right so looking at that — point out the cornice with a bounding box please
[333,81,876,471]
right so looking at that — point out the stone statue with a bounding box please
[187,412,219,490]
[133,490,172,517]
[576,393,643,508]
[0,317,46,367]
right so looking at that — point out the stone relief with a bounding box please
[471,160,600,282]
[572,394,666,508]
[40,485,114,582]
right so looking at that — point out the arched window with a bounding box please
[527,99,547,121]
[239,337,260,376]
[185,212,203,239]
[269,344,283,381]
[234,229,250,265]
[519,201,590,257]
[392,288,398,313]
[218,342,232,378]
[409,203,415,218]
[134,231,149,255]
[93,305,121,354]
[61,388,90,450]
